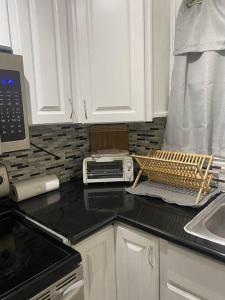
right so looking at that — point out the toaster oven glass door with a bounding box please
[87,160,123,179]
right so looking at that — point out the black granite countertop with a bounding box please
[13,180,225,263]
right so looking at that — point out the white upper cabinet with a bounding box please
[69,0,146,123]
[7,0,73,124]
[0,1,11,48]
[2,0,173,124]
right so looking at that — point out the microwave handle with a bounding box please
[62,280,84,300]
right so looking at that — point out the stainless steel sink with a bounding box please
[184,193,225,246]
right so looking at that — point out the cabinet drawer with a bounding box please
[160,240,225,300]
[166,282,203,300]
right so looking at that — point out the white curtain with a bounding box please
[163,0,225,157]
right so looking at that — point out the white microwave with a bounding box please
[83,155,134,184]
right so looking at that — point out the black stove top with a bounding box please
[0,209,81,300]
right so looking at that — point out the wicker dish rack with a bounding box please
[132,150,213,204]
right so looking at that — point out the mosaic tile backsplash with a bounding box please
[0,124,90,183]
[0,118,166,183]
[128,118,166,154]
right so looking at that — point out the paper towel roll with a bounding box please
[10,175,59,202]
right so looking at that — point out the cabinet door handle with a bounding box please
[83,99,87,120]
[148,245,154,268]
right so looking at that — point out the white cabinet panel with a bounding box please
[74,226,116,300]
[8,0,73,124]
[71,0,145,123]
[160,239,225,300]
[152,0,182,118]
[0,0,11,47]
[152,0,171,118]
[169,0,183,95]
[116,225,159,300]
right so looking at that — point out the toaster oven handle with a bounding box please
[95,157,114,162]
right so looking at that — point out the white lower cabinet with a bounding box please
[73,226,116,300]
[73,224,159,300]
[72,225,225,300]
[160,239,225,300]
[115,225,159,300]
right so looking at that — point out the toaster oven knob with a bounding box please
[127,162,132,170]
[0,176,3,185]
[127,173,132,180]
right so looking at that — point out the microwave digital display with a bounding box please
[1,79,15,85]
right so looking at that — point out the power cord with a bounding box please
[31,142,61,160]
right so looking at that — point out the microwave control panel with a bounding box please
[0,69,25,142]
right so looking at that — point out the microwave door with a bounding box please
[0,53,30,153]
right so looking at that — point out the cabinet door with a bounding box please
[71,0,145,123]
[116,225,159,300]
[152,0,171,118]
[0,0,11,48]
[160,239,225,300]
[73,226,116,300]
[8,0,73,124]
[151,0,182,119]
